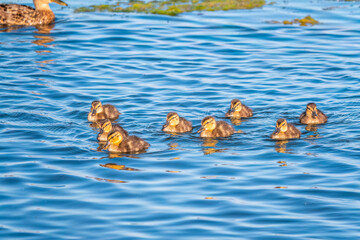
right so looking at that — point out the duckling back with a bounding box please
[177,117,192,132]
[0,4,54,25]
[102,104,121,120]
[114,136,150,153]
[162,117,192,133]
[212,121,234,138]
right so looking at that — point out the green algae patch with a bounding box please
[269,15,319,26]
[74,0,266,16]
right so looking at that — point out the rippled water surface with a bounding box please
[1,0,360,239]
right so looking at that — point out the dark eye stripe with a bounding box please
[205,120,213,126]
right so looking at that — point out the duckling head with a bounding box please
[305,103,318,118]
[229,99,242,113]
[104,130,123,150]
[198,116,216,133]
[99,119,112,133]
[275,118,288,134]
[164,112,180,128]
[90,100,103,116]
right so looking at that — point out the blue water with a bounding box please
[1,0,360,239]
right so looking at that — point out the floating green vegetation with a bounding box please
[269,15,319,26]
[75,0,266,16]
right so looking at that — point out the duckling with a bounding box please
[88,100,120,122]
[270,118,301,140]
[0,0,67,26]
[104,130,150,153]
[198,116,234,138]
[299,103,327,124]
[162,112,192,133]
[97,119,128,142]
[225,99,253,119]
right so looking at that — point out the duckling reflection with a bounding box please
[305,125,320,139]
[168,142,179,150]
[88,100,121,122]
[198,116,234,138]
[230,118,243,126]
[0,0,68,26]
[225,99,253,119]
[100,163,139,171]
[104,130,150,153]
[270,118,301,140]
[97,119,128,142]
[202,139,226,155]
[107,152,141,159]
[162,112,192,133]
[274,140,293,154]
[300,103,327,124]
[93,177,127,184]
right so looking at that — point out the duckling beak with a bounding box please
[312,111,318,117]
[275,128,280,134]
[197,127,204,133]
[163,121,169,129]
[52,0,68,6]
[230,108,235,113]
[91,109,96,116]
[103,141,110,150]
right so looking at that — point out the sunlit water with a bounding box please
[1,0,360,239]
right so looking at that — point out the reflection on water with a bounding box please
[277,160,288,167]
[100,163,140,171]
[108,152,141,159]
[168,142,179,150]
[0,24,26,32]
[305,125,320,139]
[89,176,127,184]
[202,138,227,155]
[230,118,243,126]
[274,140,293,154]
[33,24,55,48]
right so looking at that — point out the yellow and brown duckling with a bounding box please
[198,116,234,138]
[299,103,327,124]
[0,0,67,26]
[88,100,121,122]
[97,119,128,142]
[162,112,192,133]
[225,99,253,119]
[104,130,150,153]
[270,118,301,140]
